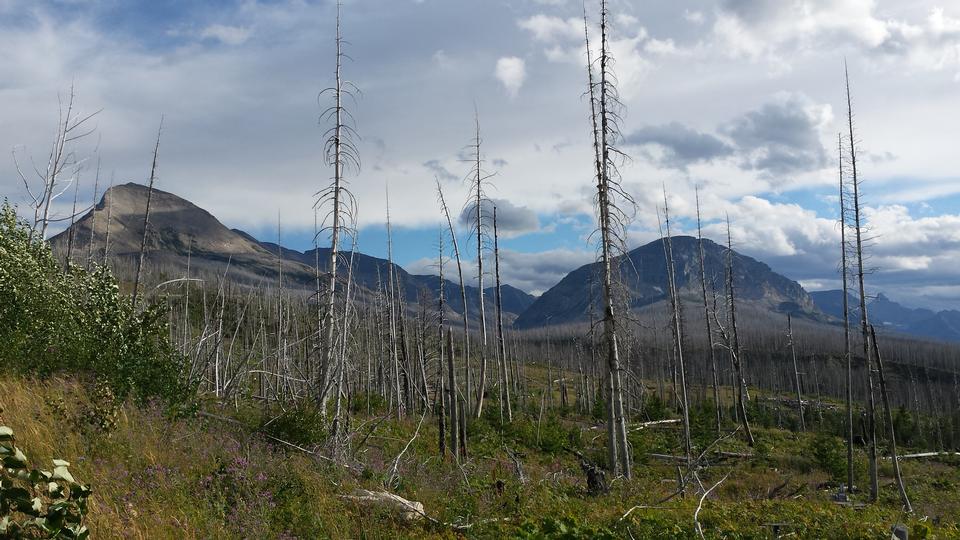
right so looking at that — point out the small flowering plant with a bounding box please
[0,425,91,539]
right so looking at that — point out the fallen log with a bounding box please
[340,489,425,521]
[883,452,960,460]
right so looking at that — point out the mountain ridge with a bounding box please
[49,183,536,320]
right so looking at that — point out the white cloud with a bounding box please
[495,56,526,97]
[199,24,251,46]
[518,14,582,42]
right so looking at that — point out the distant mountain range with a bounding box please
[50,183,957,343]
[809,290,960,343]
[515,235,819,329]
[50,183,536,321]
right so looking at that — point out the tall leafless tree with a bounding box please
[788,314,805,431]
[838,132,855,492]
[661,191,691,462]
[845,62,878,500]
[436,180,470,421]
[131,116,164,311]
[493,206,513,423]
[586,0,632,478]
[469,111,493,419]
[695,188,722,436]
[869,326,912,512]
[724,217,755,446]
[14,85,101,241]
[316,1,360,413]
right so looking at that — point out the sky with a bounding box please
[2,0,959,310]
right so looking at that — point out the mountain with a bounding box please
[907,310,960,342]
[50,183,535,319]
[513,235,818,329]
[810,289,960,342]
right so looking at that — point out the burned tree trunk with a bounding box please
[493,207,513,423]
[845,63,878,501]
[695,189,722,436]
[131,117,163,311]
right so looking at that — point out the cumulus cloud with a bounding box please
[623,122,734,169]
[712,0,960,76]
[517,14,582,42]
[408,247,592,294]
[497,248,594,293]
[495,56,526,96]
[459,198,540,237]
[721,94,831,178]
[199,24,251,45]
[625,94,831,179]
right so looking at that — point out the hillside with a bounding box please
[514,235,819,329]
[50,183,535,320]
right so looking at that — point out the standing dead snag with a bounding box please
[85,157,101,271]
[493,207,513,423]
[585,0,632,478]
[14,85,101,242]
[724,217,755,446]
[844,62,878,501]
[468,111,492,419]
[869,326,912,513]
[837,132,854,493]
[787,314,805,431]
[661,191,691,463]
[316,1,360,414]
[436,180,467,441]
[131,116,164,311]
[695,188,722,436]
[385,191,403,419]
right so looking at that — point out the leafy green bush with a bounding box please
[0,425,91,539]
[0,203,188,405]
[259,404,328,448]
[808,433,846,481]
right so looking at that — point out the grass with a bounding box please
[3,375,960,539]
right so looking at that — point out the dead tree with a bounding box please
[661,192,691,462]
[870,326,912,512]
[131,117,163,310]
[787,314,805,431]
[101,176,114,267]
[316,0,360,414]
[838,132,854,492]
[724,217,755,446]
[14,85,101,241]
[64,168,82,270]
[586,0,632,478]
[695,188,722,435]
[386,191,403,419]
[493,206,513,423]
[468,111,492,419]
[436,180,469,427]
[85,157,101,270]
[331,231,359,446]
[845,62,878,501]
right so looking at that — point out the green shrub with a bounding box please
[0,203,188,405]
[260,404,328,448]
[808,433,846,481]
[0,425,91,539]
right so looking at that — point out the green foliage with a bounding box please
[259,404,328,448]
[514,515,617,539]
[808,433,846,481]
[0,425,90,539]
[0,203,188,405]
